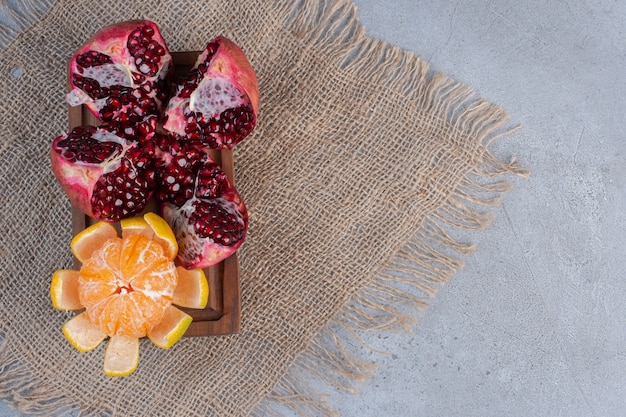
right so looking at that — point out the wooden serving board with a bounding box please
[68,51,241,336]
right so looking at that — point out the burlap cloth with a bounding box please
[0,0,528,416]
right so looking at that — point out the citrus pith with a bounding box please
[173,267,209,309]
[62,312,107,352]
[147,305,193,349]
[104,335,140,377]
[71,221,118,263]
[50,269,82,310]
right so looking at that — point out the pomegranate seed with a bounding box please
[132,72,146,83]
[141,25,155,37]
[76,51,113,68]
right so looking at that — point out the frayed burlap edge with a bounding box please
[251,2,529,416]
[0,3,93,415]
[0,1,528,416]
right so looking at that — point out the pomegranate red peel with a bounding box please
[66,20,172,123]
[163,36,259,150]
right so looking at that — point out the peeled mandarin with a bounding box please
[78,234,177,338]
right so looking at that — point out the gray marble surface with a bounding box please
[2,0,625,416]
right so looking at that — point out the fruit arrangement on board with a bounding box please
[49,20,258,376]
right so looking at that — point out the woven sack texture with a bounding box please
[0,0,527,415]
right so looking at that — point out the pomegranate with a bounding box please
[163,36,259,150]
[154,135,248,268]
[55,23,256,267]
[51,118,158,221]
[66,20,172,123]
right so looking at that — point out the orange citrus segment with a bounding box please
[147,305,192,349]
[50,270,82,310]
[62,312,107,352]
[104,335,139,377]
[131,258,178,299]
[71,221,118,263]
[78,239,121,307]
[119,234,166,278]
[173,267,209,309]
[144,212,178,261]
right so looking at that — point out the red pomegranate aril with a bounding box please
[76,51,113,68]
[142,25,154,37]
[92,159,153,220]
[189,200,245,246]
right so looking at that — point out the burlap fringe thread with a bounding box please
[253,2,528,416]
[0,1,528,416]
[0,3,89,416]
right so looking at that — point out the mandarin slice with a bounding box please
[147,305,193,349]
[173,266,209,309]
[104,335,140,377]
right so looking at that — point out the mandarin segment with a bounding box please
[88,295,125,337]
[78,268,118,308]
[131,258,177,298]
[119,234,166,279]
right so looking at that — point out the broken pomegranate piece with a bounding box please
[51,119,158,222]
[163,36,259,150]
[66,20,172,123]
[154,134,248,268]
